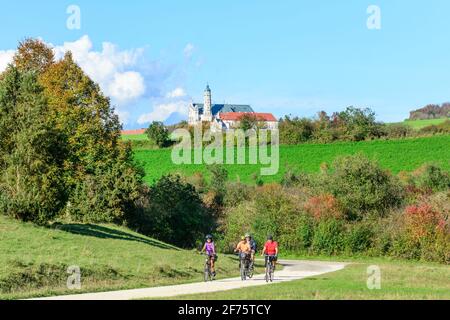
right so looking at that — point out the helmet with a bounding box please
[245,233,251,238]
[267,234,273,240]
[206,234,213,240]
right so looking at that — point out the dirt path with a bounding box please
[30,260,347,300]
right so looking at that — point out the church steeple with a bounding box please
[202,84,212,121]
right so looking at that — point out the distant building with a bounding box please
[188,85,278,131]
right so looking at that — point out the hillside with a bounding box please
[133,135,450,185]
[0,215,238,299]
[396,118,449,129]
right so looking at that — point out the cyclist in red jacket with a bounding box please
[262,235,278,269]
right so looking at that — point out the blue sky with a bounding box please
[0,0,449,128]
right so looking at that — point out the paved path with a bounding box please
[30,260,347,300]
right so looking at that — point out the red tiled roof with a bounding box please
[219,112,277,122]
[121,129,146,135]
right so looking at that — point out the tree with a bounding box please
[324,154,404,220]
[146,121,170,148]
[279,116,314,144]
[0,67,65,223]
[206,165,229,212]
[141,175,212,247]
[13,38,54,74]
[39,51,142,222]
[239,113,257,131]
[332,107,383,141]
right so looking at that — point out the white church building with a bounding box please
[188,85,278,131]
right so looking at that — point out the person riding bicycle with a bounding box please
[245,233,257,268]
[201,234,217,277]
[234,236,252,268]
[262,234,278,269]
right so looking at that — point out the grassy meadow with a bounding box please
[400,118,449,129]
[132,135,450,185]
[166,258,450,300]
[121,133,149,141]
[0,215,242,300]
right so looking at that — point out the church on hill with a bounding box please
[188,85,278,131]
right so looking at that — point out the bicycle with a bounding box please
[239,252,251,281]
[203,254,215,282]
[248,253,255,279]
[264,255,276,283]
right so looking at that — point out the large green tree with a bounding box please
[2,39,143,224]
[0,67,65,223]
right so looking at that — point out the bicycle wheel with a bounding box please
[240,260,246,280]
[269,264,274,282]
[204,263,211,282]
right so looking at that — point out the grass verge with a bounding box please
[165,258,450,300]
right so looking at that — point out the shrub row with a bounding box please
[214,156,449,263]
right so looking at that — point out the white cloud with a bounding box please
[183,43,195,58]
[109,71,145,103]
[0,50,14,73]
[0,35,192,128]
[166,87,186,99]
[115,110,131,125]
[137,101,188,124]
[52,35,146,104]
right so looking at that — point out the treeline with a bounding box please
[279,107,450,145]
[409,103,450,120]
[144,106,450,150]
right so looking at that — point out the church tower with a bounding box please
[201,84,212,122]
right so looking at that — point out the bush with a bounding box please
[224,182,254,208]
[419,120,450,135]
[311,218,345,255]
[146,121,170,148]
[138,175,212,248]
[293,213,315,252]
[391,203,450,263]
[411,164,450,192]
[279,116,314,145]
[324,154,404,220]
[343,222,374,253]
[384,124,414,139]
[304,194,343,221]
[66,144,143,223]
[217,201,255,252]
[251,185,303,250]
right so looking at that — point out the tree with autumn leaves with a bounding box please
[0,39,143,224]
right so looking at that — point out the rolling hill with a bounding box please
[0,215,238,300]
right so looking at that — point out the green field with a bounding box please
[121,133,149,141]
[167,258,450,300]
[397,118,449,129]
[133,135,450,185]
[0,215,241,300]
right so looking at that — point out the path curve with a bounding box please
[30,260,347,300]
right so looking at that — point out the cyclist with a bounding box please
[201,234,217,277]
[245,233,257,268]
[234,236,252,268]
[262,234,278,269]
